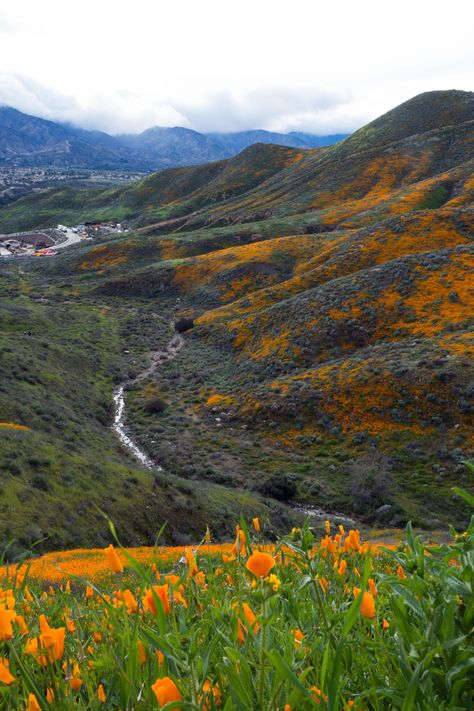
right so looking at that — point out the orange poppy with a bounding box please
[151,676,182,707]
[246,551,275,578]
[105,544,124,574]
[0,657,15,685]
[0,610,16,641]
[143,585,170,616]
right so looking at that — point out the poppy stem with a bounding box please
[258,591,267,709]
[310,575,336,647]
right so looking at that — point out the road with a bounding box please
[53,228,83,250]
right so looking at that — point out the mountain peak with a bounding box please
[345,89,474,152]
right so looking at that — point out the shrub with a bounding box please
[174,317,194,333]
[259,473,298,501]
[345,453,394,517]
[144,397,167,415]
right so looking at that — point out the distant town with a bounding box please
[0,167,144,209]
[0,221,126,258]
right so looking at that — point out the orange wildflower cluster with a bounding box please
[0,510,469,709]
[0,422,30,431]
[0,542,272,584]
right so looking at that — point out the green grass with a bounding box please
[0,292,295,557]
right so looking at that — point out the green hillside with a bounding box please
[0,90,473,552]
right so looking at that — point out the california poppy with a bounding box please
[151,676,182,707]
[246,551,275,578]
[105,544,124,574]
[0,657,15,685]
[25,615,65,666]
[236,602,259,643]
[200,679,222,709]
[0,610,16,641]
[143,585,170,616]
[26,694,41,711]
[354,588,376,619]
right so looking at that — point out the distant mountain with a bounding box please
[206,130,348,152]
[0,107,139,170]
[0,106,347,171]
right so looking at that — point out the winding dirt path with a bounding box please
[112,332,184,468]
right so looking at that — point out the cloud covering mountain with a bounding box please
[0,0,471,135]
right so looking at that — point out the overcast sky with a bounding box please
[0,0,472,135]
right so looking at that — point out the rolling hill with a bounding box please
[0,90,473,552]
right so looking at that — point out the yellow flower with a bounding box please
[252,517,260,532]
[98,684,106,703]
[266,573,281,592]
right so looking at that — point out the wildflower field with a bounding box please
[0,487,472,710]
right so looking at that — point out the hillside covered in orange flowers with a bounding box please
[0,90,473,551]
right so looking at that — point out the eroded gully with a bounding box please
[112,332,185,469]
[111,331,356,527]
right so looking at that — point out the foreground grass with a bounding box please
[0,488,472,710]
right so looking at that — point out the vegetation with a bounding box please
[0,90,473,548]
[0,488,472,709]
[0,293,292,557]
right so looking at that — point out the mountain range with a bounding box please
[0,89,473,552]
[0,106,347,171]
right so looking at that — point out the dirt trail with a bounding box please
[112,332,184,468]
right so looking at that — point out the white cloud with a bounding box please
[174,87,353,133]
[0,0,472,135]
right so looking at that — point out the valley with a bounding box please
[0,90,473,557]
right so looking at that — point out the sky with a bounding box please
[0,0,472,135]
